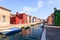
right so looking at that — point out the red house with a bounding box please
[16,12,28,24]
[10,12,32,24]
[10,14,20,24]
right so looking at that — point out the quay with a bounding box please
[46,27,60,40]
[0,22,40,30]
[41,26,60,40]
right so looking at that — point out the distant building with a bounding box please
[27,15,32,24]
[0,6,11,26]
[47,13,54,25]
[36,18,40,23]
[46,8,60,26]
[32,17,36,23]
[27,15,30,24]
[38,18,41,23]
[29,16,32,23]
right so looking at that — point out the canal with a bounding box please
[0,24,43,40]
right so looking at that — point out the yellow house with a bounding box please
[0,6,11,26]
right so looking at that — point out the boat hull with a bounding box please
[0,27,22,35]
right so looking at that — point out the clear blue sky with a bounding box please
[0,0,60,19]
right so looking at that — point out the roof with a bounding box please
[20,13,27,15]
[0,6,11,12]
[10,14,16,17]
[33,16,36,18]
[10,14,15,16]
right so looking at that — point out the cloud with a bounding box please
[37,0,44,8]
[22,0,44,13]
[48,1,54,4]
[23,7,37,12]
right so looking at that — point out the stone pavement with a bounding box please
[46,27,60,40]
[46,26,60,28]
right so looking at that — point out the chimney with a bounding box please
[54,7,57,12]
[16,12,19,16]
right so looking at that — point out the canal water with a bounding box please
[0,24,43,40]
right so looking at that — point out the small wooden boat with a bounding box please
[31,24,34,26]
[24,26,30,29]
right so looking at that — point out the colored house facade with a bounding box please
[36,18,39,23]
[29,16,32,23]
[27,15,29,24]
[31,16,33,23]
[32,17,36,23]
[10,12,28,24]
[16,12,28,24]
[54,8,60,26]
[10,14,20,24]
[37,18,41,23]
[0,6,11,26]
[10,12,34,24]
[47,13,54,25]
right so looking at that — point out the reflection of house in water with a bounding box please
[21,28,31,36]
[0,6,11,26]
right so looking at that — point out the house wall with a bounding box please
[54,10,60,26]
[27,15,29,24]
[32,17,35,23]
[15,16,20,24]
[10,16,20,24]
[32,18,34,23]
[21,14,27,24]
[0,7,10,26]
[29,16,31,23]
[47,14,54,25]
[10,17,15,24]
[16,13,28,24]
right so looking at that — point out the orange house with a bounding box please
[47,13,54,25]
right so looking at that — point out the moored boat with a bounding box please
[0,27,22,35]
[24,26,30,29]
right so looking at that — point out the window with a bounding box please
[2,15,5,22]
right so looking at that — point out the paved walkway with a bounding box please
[45,26,60,28]
[0,24,29,30]
[0,23,36,31]
[46,27,60,40]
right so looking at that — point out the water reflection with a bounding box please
[0,24,43,40]
[21,27,31,36]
